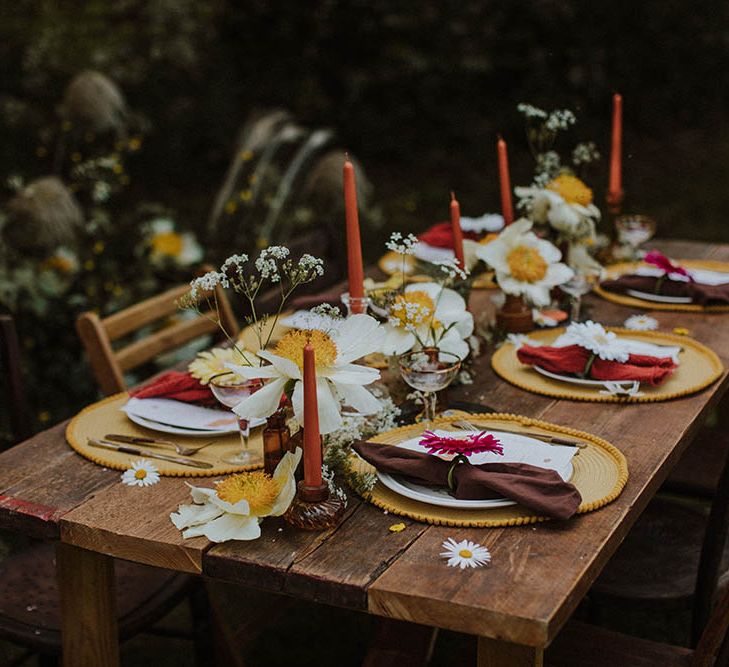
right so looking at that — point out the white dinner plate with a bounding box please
[374,430,575,510]
[533,366,637,388]
[126,411,264,437]
[625,289,693,304]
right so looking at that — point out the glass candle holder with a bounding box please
[398,347,461,422]
[283,480,346,530]
[341,291,371,316]
[209,374,264,466]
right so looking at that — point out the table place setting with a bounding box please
[492,320,722,402]
[595,250,729,312]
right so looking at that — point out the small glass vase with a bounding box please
[398,347,461,422]
[262,407,290,475]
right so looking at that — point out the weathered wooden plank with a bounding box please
[59,477,211,574]
[0,422,118,539]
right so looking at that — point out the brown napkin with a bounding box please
[601,274,729,306]
[353,441,582,520]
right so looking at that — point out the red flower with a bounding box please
[644,250,693,281]
[420,430,504,457]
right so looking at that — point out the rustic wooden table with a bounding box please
[2,239,729,667]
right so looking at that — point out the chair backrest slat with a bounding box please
[103,284,191,341]
[692,583,729,666]
[76,279,238,396]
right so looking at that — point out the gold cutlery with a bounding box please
[452,419,586,449]
[104,433,216,457]
[88,438,214,469]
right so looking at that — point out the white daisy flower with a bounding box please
[147,218,203,267]
[121,460,160,487]
[380,282,474,360]
[170,449,301,542]
[562,321,629,362]
[228,314,385,435]
[624,314,659,331]
[440,537,491,569]
[475,218,574,307]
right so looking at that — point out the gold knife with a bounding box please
[88,438,214,469]
[105,433,176,448]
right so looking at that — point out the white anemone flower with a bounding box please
[228,314,384,434]
[170,448,301,542]
[561,321,629,362]
[475,218,574,307]
[515,174,600,241]
[380,282,474,360]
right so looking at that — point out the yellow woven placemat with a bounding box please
[66,393,264,477]
[377,251,496,289]
[491,327,723,403]
[594,259,729,312]
[349,413,628,527]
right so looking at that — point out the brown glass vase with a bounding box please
[496,294,534,333]
[262,408,290,475]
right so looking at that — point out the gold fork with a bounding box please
[104,434,217,457]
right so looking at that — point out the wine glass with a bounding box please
[398,348,461,422]
[615,215,657,260]
[209,373,264,465]
[561,269,602,322]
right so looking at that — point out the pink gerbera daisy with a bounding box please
[420,430,503,457]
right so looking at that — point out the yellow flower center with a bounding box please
[151,232,183,257]
[134,469,147,480]
[546,174,593,206]
[274,329,338,370]
[507,245,548,283]
[390,291,439,329]
[458,549,473,559]
[216,472,281,515]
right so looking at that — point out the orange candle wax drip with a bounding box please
[343,155,366,312]
[450,192,465,269]
[608,93,624,209]
[497,137,514,225]
[302,343,323,489]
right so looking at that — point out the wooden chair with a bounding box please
[0,315,32,447]
[76,279,238,395]
[546,580,729,666]
[588,429,729,649]
[0,314,214,666]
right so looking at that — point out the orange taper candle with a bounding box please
[450,191,465,269]
[302,343,323,488]
[497,136,514,225]
[608,93,623,206]
[343,154,365,312]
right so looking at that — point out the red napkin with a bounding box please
[516,344,677,387]
[129,371,217,406]
[418,221,481,249]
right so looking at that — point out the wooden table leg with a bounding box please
[478,636,544,667]
[56,543,120,667]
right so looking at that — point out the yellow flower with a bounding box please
[93,241,105,254]
[506,245,548,283]
[225,200,237,215]
[389,523,406,533]
[239,149,253,161]
[151,231,183,257]
[546,174,593,206]
[673,327,690,336]
[83,259,95,271]
[189,347,251,385]
[275,329,338,370]
[112,162,124,174]
[128,137,142,151]
[239,189,253,202]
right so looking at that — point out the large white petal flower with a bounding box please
[231,315,383,433]
[170,448,302,543]
[475,218,574,307]
[380,282,473,360]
